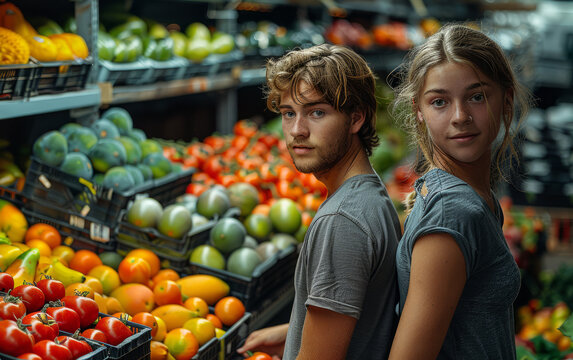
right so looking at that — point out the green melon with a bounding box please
[33,130,68,167]
[139,139,162,158]
[226,247,262,278]
[59,122,84,139]
[136,164,153,181]
[157,204,193,239]
[210,217,246,255]
[59,152,93,179]
[91,118,120,139]
[142,152,172,179]
[67,126,98,154]
[196,187,231,220]
[118,136,142,165]
[102,166,135,192]
[126,197,163,228]
[124,165,144,186]
[88,139,127,173]
[101,107,133,135]
[129,128,147,142]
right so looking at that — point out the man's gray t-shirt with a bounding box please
[396,169,520,359]
[283,174,401,360]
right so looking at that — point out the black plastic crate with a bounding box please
[187,244,298,311]
[0,184,26,207]
[0,63,37,100]
[97,59,154,86]
[23,206,117,253]
[149,56,188,82]
[192,336,219,360]
[29,59,92,95]
[219,312,251,360]
[22,157,195,229]
[86,313,152,360]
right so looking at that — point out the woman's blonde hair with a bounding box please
[264,44,379,156]
[390,24,533,211]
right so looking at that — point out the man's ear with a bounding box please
[350,112,365,133]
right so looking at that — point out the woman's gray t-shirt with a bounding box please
[283,174,401,360]
[396,169,520,359]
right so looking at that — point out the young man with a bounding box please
[238,44,401,360]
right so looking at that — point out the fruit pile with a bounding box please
[32,107,176,193]
[0,2,89,64]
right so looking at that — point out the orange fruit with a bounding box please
[118,256,152,284]
[65,282,95,299]
[132,312,158,338]
[125,248,161,277]
[26,239,52,257]
[214,296,245,327]
[150,340,169,360]
[205,313,223,329]
[52,245,75,263]
[69,249,102,275]
[151,268,180,287]
[164,328,198,359]
[153,316,167,342]
[182,317,216,346]
[183,297,208,317]
[104,296,125,315]
[88,265,121,296]
[25,223,62,249]
[83,276,104,295]
[93,292,108,314]
[153,280,182,306]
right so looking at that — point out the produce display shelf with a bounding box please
[0,86,101,120]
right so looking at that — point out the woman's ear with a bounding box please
[417,109,425,123]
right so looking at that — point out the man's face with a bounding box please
[279,82,352,176]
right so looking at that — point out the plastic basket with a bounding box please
[29,58,92,95]
[219,312,251,360]
[187,244,298,311]
[192,336,219,360]
[149,56,188,82]
[0,330,108,360]
[248,281,294,331]
[22,157,195,229]
[23,201,117,252]
[0,183,26,207]
[86,313,152,360]
[97,58,155,86]
[0,63,37,100]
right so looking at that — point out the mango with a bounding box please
[102,107,133,136]
[110,283,155,315]
[0,199,28,243]
[67,126,98,154]
[0,244,23,271]
[33,130,68,167]
[88,139,126,173]
[176,274,230,305]
[91,118,120,140]
[151,304,197,332]
[103,166,135,192]
[60,152,94,179]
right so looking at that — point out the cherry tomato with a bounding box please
[35,278,65,302]
[61,295,99,329]
[32,339,73,360]
[0,294,26,320]
[80,328,108,343]
[22,312,59,343]
[95,316,133,346]
[16,353,43,360]
[0,273,14,292]
[45,303,81,333]
[57,334,92,360]
[0,319,35,356]
[12,284,45,313]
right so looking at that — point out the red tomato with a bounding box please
[233,119,258,138]
[0,273,14,292]
[0,294,26,320]
[61,295,99,329]
[203,155,227,178]
[17,353,43,360]
[56,335,92,360]
[0,319,35,356]
[32,339,73,360]
[80,328,108,343]
[45,303,81,333]
[22,312,59,343]
[12,284,45,313]
[246,352,273,360]
[95,316,133,346]
[35,278,65,302]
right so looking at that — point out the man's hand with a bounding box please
[237,323,289,359]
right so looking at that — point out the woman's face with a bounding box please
[417,61,507,167]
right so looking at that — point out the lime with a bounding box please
[269,198,302,234]
[244,213,272,242]
[189,245,225,270]
[99,251,124,270]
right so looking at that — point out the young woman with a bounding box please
[388,24,532,359]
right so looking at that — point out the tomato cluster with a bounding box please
[0,273,122,359]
